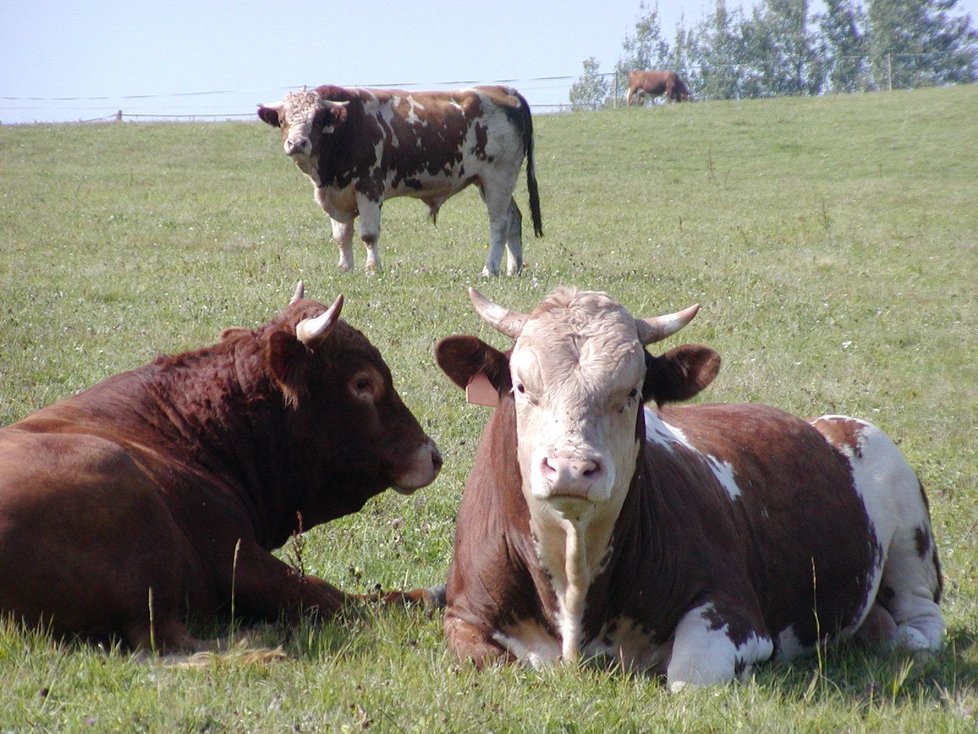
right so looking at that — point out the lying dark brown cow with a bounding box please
[0,283,442,652]
[258,85,543,276]
[626,70,691,105]
[435,287,943,689]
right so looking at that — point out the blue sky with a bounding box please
[1,0,975,124]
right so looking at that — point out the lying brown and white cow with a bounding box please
[0,283,442,652]
[435,287,943,689]
[258,85,543,276]
[626,70,691,105]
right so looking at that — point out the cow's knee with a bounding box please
[667,603,773,690]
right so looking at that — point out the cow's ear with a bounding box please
[320,100,348,134]
[435,335,512,402]
[643,344,720,405]
[257,104,281,127]
[264,330,310,406]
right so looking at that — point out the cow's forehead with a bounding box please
[512,292,644,387]
[281,91,323,122]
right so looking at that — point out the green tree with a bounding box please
[817,0,870,92]
[672,17,701,95]
[695,0,748,99]
[739,0,825,97]
[569,57,611,110]
[868,0,978,88]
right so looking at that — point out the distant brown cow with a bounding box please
[627,71,691,105]
[0,283,442,652]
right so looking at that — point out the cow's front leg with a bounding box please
[666,601,774,691]
[355,196,384,273]
[330,217,356,271]
[229,541,348,621]
[444,613,515,669]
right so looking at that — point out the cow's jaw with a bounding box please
[509,300,646,662]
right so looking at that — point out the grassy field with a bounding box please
[1,83,976,731]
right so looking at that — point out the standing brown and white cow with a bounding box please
[435,287,943,689]
[258,85,543,276]
[626,71,691,105]
[0,283,442,652]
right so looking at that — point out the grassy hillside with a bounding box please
[1,83,976,731]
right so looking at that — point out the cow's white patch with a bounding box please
[667,603,773,690]
[645,409,695,451]
[493,619,561,668]
[529,516,616,663]
[707,456,740,500]
[646,410,741,500]
[774,625,810,661]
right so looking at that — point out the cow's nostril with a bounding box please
[431,447,444,472]
[583,461,601,478]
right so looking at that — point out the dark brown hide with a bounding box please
[0,291,441,651]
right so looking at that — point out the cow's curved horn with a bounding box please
[296,294,344,348]
[289,280,305,306]
[468,288,528,339]
[635,304,700,345]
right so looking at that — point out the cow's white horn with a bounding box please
[289,280,305,306]
[296,294,344,348]
[636,304,700,345]
[468,288,528,339]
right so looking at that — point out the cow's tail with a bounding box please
[516,92,543,238]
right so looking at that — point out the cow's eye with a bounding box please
[351,374,377,400]
[515,383,526,394]
[618,388,641,413]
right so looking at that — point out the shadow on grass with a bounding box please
[754,626,978,707]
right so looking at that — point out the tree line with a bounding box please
[569,0,978,107]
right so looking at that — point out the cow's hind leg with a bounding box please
[825,418,946,652]
[330,218,356,271]
[875,525,944,651]
[479,184,516,277]
[504,198,524,276]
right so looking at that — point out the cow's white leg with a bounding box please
[480,189,512,277]
[356,197,384,274]
[666,602,773,692]
[330,218,355,272]
[504,198,524,276]
[877,528,944,651]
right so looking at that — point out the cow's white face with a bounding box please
[509,292,646,523]
[259,91,347,161]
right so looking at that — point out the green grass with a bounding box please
[1,84,977,731]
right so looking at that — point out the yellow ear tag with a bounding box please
[465,373,499,407]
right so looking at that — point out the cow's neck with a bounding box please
[528,495,623,662]
[118,342,299,546]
